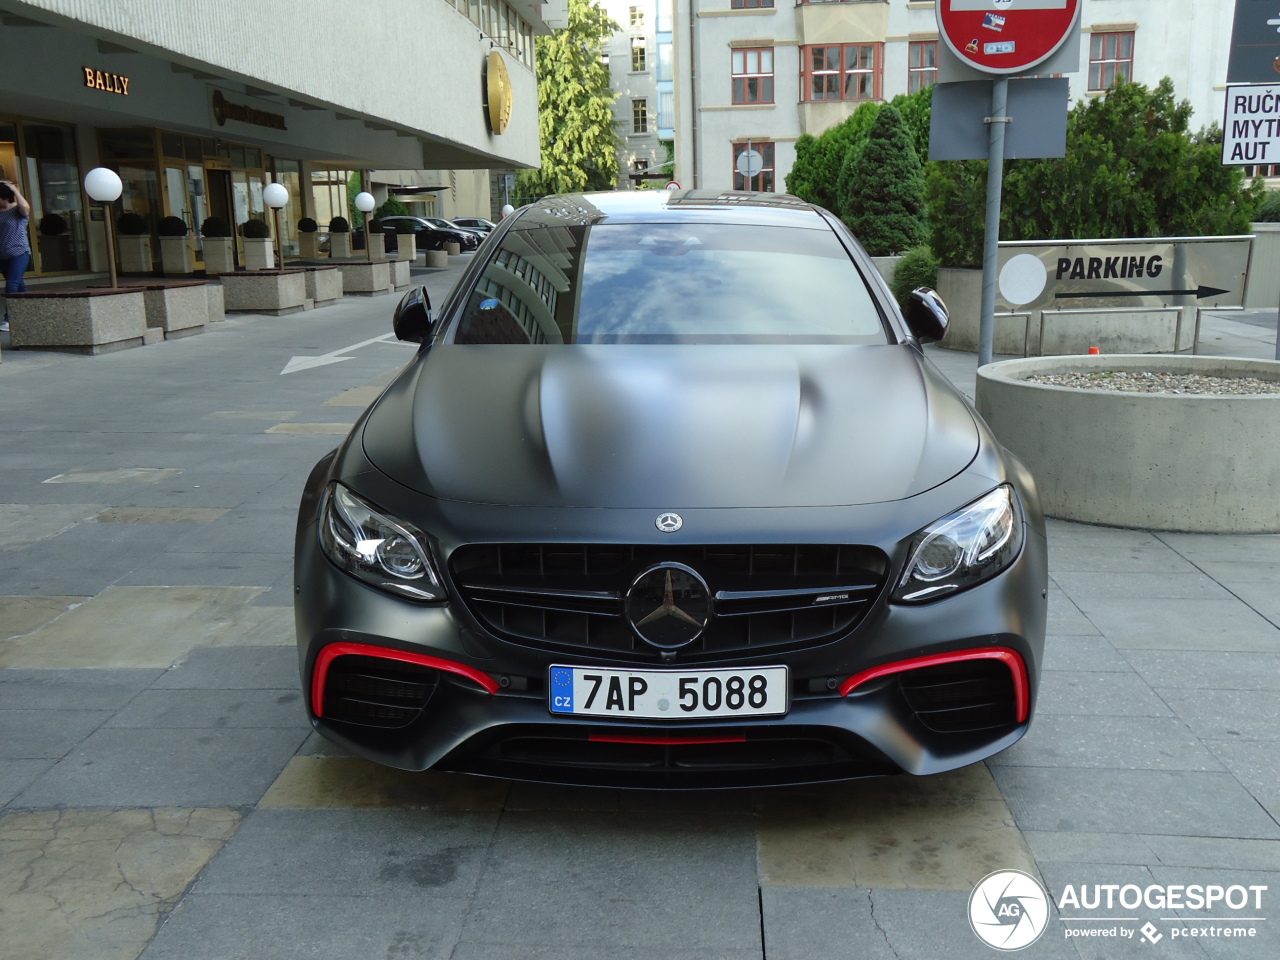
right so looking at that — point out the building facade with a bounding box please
[0,0,560,277]
[602,0,675,188]
[672,0,1236,195]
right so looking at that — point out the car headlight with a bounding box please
[893,485,1023,603]
[318,483,446,601]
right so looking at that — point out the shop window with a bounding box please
[733,142,774,192]
[161,131,184,159]
[24,123,89,273]
[1089,31,1133,91]
[633,99,649,134]
[99,128,155,160]
[632,37,647,72]
[732,48,774,105]
[801,43,881,102]
[909,41,937,93]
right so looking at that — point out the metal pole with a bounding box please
[273,207,283,268]
[978,77,1010,368]
[103,203,118,289]
[1275,280,1280,360]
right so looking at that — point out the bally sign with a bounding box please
[1224,83,1280,163]
[937,0,1081,76]
[83,67,129,95]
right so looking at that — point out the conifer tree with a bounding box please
[840,104,926,256]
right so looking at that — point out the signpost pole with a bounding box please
[979,77,1009,368]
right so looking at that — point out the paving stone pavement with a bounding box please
[0,269,1277,959]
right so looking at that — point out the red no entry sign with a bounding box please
[937,0,1081,75]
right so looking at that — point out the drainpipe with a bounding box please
[689,0,699,188]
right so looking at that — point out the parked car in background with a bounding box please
[377,216,481,252]
[452,217,496,235]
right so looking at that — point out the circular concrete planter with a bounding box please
[975,355,1280,533]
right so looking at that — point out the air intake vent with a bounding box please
[897,659,1017,733]
[322,654,439,728]
[449,543,888,663]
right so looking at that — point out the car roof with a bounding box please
[510,190,829,230]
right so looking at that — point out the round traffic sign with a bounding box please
[735,149,764,179]
[937,0,1080,76]
[665,181,680,190]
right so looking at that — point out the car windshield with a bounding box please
[453,221,887,345]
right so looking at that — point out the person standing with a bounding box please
[0,178,33,332]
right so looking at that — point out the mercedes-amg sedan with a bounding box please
[294,191,1047,788]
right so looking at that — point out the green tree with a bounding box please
[515,0,619,201]
[839,104,926,256]
[346,171,363,230]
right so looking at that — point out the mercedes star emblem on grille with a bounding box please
[655,512,683,533]
[625,563,710,649]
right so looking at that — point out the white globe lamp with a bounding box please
[263,182,290,266]
[84,167,124,287]
[500,204,514,219]
[354,192,377,260]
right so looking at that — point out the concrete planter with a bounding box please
[391,259,410,291]
[329,233,352,258]
[444,241,461,256]
[298,232,320,260]
[424,250,448,268]
[6,288,148,354]
[871,255,902,289]
[219,269,306,315]
[202,237,235,275]
[206,282,225,323]
[335,260,392,296]
[1244,222,1280,309]
[243,238,275,271]
[975,354,1280,533]
[118,235,153,274]
[302,266,343,307]
[141,281,208,338]
[936,267,983,351]
[367,233,386,259]
[160,237,194,275]
[395,234,416,261]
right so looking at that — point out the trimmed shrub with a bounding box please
[840,104,926,257]
[394,219,416,234]
[375,197,410,220]
[890,246,940,311]
[117,212,148,235]
[1254,192,1280,223]
[159,216,189,237]
[329,216,350,233]
[39,213,67,236]
[298,217,318,233]
[241,218,271,239]
[200,216,232,237]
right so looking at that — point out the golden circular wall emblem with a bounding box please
[486,50,513,135]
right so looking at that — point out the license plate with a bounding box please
[548,665,788,719]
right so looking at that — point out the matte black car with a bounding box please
[295,191,1048,789]
[378,215,480,252]
[452,217,496,235]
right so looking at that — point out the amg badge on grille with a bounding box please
[655,512,683,533]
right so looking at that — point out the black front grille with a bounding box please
[323,655,439,728]
[898,660,1017,733]
[450,543,888,662]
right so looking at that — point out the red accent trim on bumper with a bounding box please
[838,648,1030,723]
[588,734,747,746]
[311,642,499,717]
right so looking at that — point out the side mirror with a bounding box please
[393,285,434,343]
[904,287,949,344]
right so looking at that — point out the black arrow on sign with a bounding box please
[1054,285,1231,300]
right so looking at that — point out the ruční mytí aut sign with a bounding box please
[1224,83,1280,164]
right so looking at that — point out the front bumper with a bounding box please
[295,467,1048,788]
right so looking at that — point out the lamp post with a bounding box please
[84,167,123,289]
[354,191,376,263]
[263,182,289,268]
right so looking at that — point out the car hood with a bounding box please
[362,344,979,509]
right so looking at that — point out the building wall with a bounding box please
[674,0,1235,195]
[602,0,667,187]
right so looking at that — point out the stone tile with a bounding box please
[162,514,296,555]
[1156,532,1280,564]
[1139,835,1280,871]
[0,807,240,960]
[92,507,229,523]
[1050,571,1233,601]
[204,410,298,420]
[295,730,352,757]
[0,595,85,639]
[258,757,509,811]
[756,764,1036,890]
[993,767,1280,838]
[1036,671,1170,716]
[989,716,1222,771]
[759,887,895,960]
[1048,542,1200,575]
[140,893,471,960]
[323,384,383,407]
[1219,580,1280,627]
[0,539,152,596]
[152,645,299,689]
[1047,590,1101,636]
[103,688,306,729]
[869,887,1077,959]
[1125,651,1280,691]
[1204,739,1280,821]
[0,586,265,669]
[0,760,54,808]
[43,467,184,484]
[0,667,161,709]
[453,945,760,960]
[247,570,295,608]
[1157,689,1280,741]
[13,726,308,808]
[1196,561,1280,583]
[264,422,354,435]
[0,503,104,550]
[0,709,112,759]
[1145,867,1279,960]
[1041,635,1134,673]
[1072,598,1280,652]
[1022,831,1157,866]
[113,551,289,588]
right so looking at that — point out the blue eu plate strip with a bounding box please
[549,667,574,713]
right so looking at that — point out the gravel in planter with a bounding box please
[1025,371,1280,395]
